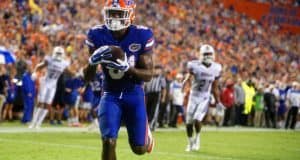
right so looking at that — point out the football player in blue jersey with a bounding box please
[83,0,155,159]
[88,66,103,131]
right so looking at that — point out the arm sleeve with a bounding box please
[44,56,51,64]
[169,82,174,95]
[160,76,167,89]
[85,29,96,50]
[21,76,28,94]
[65,79,72,90]
[215,64,222,80]
[141,28,155,54]
[187,61,195,74]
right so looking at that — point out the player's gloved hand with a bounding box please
[31,72,38,81]
[104,54,130,72]
[216,102,225,110]
[116,54,130,72]
[76,68,84,77]
[89,46,112,65]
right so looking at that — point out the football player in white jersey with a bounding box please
[183,44,223,151]
[29,46,71,129]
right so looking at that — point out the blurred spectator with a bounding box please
[50,72,67,125]
[221,79,235,126]
[65,71,84,127]
[249,0,300,7]
[168,73,185,128]
[285,82,300,129]
[241,80,256,126]
[2,68,16,121]
[264,84,277,128]
[80,83,93,122]
[21,61,35,123]
[145,66,167,131]
[207,95,224,126]
[13,56,26,116]
[253,85,264,127]
[277,83,288,128]
[0,63,8,121]
[234,78,245,126]
[87,68,103,131]
[157,70,169,128]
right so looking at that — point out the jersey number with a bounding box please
[108,69,125,80]
[48,70,60,79]
[197,80,212,92]
[107,55,135,80]
[90,81,101,91]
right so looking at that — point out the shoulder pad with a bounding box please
[133,25,154,53]
[86,25,106,48]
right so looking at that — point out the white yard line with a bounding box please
[0,138,237,160]
[0,126,298,133]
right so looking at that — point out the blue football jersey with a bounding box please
[279,88,287,106]
[86,25,154,92]
[90,72,104,97]
[65,77,84,105]
[82,84,93,103]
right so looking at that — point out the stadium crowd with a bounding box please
[249,0,300,6]
[0,0,299,129]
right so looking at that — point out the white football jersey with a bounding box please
[44,56,70,87]
[187,60,222,97]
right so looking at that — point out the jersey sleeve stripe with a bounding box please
[85,39,95,47]
[145,39,154,48]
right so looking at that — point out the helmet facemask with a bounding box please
[104,7,134,31]
[52,46,65,61]
[199,44,215,65]
[201,52,214,65]
[53,52,63,61]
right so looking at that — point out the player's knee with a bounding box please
[186,123,193,127]
[102,138,116,148]
[131,146,147,155]
[195,120,202,124]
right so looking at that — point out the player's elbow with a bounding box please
[143,76,152,82]
[131,146,147,155]
[83,65,96,82]
[143,70,154,82]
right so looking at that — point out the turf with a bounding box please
[0,127,299,160]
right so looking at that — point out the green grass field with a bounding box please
[0,125,299,160]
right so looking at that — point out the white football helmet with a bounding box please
[199,44,215,64]
[52,46,65,61]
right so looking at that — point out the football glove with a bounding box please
[88,46,112,65]
[104,54,130,72]
[116,54,130,72]
[216,102,225,110]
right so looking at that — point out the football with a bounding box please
[107,45,125,62]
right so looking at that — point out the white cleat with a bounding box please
[28,123,35,129]
[87,124,97,131]
[185,144,193,152]
[192,143,200,151]
[146,126,155,153]
[192,136,200,151]
[35,125,41,130]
